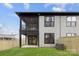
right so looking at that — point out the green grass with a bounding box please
[0,48,79,56]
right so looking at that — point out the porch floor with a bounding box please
[22,45,38,48]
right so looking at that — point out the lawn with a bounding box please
[0,48,79,56]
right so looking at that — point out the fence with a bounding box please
[57,36,79,53]
[0,39,19,51]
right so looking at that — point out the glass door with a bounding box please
[28,35,37,45]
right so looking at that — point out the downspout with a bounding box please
[19,18,22,48]
[60,16,61,38]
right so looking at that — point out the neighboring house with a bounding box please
[16,12,79,47]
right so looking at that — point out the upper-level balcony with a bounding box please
[21,25,38,35]
[20,16,39,35]
[21,24,38,30]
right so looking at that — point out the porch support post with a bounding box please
[19,18,22,48]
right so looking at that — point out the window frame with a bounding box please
[66,33,76,37]
[66,16,77,27]
[44,33,55,44]
[44,16,55,27]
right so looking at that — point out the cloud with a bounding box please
[0,24,19,38]
[0,26,18,34]
[0,24,3,28]
[12,13,18,17]
[0,23,18,35]
[6,12,19,18]
[23,3,30,10]
[52,6,66,12]
[44,3,53,8]
[4,3,13,9]
[44,3,67,12]
[9,13,18,17]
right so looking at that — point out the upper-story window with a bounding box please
[44,16,55,27]
[66,16,76,27]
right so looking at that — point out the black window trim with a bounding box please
[44,16,55,27]
[44,33,55,44]
[66,16,77,27]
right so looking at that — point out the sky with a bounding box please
[0,3,79,36]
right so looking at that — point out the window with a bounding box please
[66,16,76,27]
[66,33,76,36]
[44,16,55,27]
[66,33,72,36]
[44,33,54,44]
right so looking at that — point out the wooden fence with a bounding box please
[0,39,19,51]
[57,36,79,53]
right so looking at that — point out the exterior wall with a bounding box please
[39,16,60,47]
[39,16,79,47]
[25,36,28,45]
[61,16,79,37]
[21,35,28,45]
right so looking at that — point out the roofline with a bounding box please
[15,12,79,16]
[16,11,79,13]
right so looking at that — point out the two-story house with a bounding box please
[16,12,79,47]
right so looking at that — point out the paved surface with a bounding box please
[22,45,38,48]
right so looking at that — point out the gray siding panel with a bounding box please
[39,16,60,47]
[39,16,79,47]
[61,16,79,37]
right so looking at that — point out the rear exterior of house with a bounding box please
[16,12,79,47]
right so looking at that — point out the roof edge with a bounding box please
[15,12,79,16]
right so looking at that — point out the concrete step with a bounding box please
[22,45,38,48]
